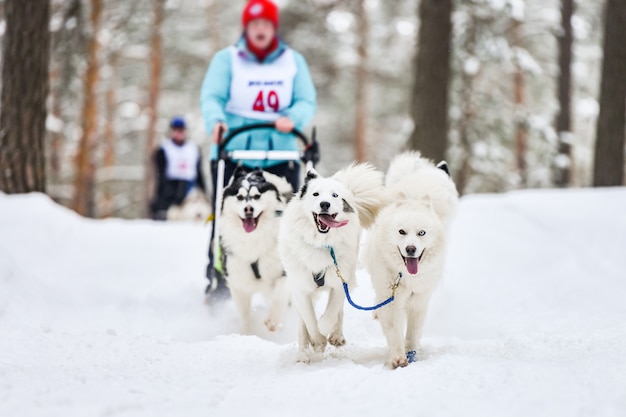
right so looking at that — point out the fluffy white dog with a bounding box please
[167,188,212,222]
[365,152,458,368]
[278,163,384,360]
[219,168,293,333]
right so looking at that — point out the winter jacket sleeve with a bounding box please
[282,51,317,130]
[155,148,167,194]
[150,148,168,214]
[200,48,232,136]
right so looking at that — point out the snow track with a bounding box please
[1,189,625,416]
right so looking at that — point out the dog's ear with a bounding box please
[233,166,247,180]
[305,169,318,182]
[436,161,450,177]
[297,182,309,199]
[298,169,318,198]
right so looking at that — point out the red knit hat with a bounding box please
[242,0,279,28]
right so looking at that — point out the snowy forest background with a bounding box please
[0,0,622,218]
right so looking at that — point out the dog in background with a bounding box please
[167,188,212,222]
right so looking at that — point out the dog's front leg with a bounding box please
[405,293,431,355]
[264,276,289,332]
[318,287,346,347]
[230,288,253,334]
[291,290,327,353]
[378,301,408,369]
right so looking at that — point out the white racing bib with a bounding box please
[161,139,199,181]
[225,46,296,121]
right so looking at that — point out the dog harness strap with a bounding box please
[312,270,325,287]
[250,260,261,279]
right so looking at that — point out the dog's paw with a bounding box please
[328,333,346,347]
[264,318,280,332]
[310,334,327,353]
[386,355,409,369]
[296,351,312,364]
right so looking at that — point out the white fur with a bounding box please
[219,171,292,334]
[278,163,384,361]
[365,151,458,368]
[167,188,212,222]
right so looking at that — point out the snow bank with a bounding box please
[1,189,625,417]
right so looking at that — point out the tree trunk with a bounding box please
[144,0,165,216]
[354,0,369,162]
[101,53,118,218]
[555,0,575,187]
[512,19,527,186]
[593,0,626,186]
[49,68,64,183]
[0,0,50,193]
[104,54,118,170]
[72,0,102,217]
[408,0,453,162]
[48,0,82,184]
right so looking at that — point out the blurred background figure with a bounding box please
[150,116,207,221]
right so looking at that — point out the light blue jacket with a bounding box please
[200,37,317,168]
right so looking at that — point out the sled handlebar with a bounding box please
[217,122,310,156]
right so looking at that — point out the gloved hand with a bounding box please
[212,122,227,144]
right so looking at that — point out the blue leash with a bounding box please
[325,245,416,363]
[325,246,402,312]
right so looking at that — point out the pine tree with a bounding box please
[593,0,626,186]
[408,0,454,162]
[555,0,574,187]
[0,0,51,193]
[72,0,102,216]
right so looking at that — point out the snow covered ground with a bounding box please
[1,188,625,417]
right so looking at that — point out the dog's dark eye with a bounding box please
[399,229,406,235]
[313,192,319,197]
[236,195,244,201]
[418,230,426,236]
[253,194,260,200]
[332,193,338,198]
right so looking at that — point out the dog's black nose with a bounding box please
[244,205,254,216]
[320,201,330,211]
[406,245,417,256]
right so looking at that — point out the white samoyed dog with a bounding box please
[219,168,293,333]
[278,163,384,360]
[167,188,212,222]
[364,151,458,368]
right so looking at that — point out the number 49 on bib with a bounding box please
[252,90,280,112]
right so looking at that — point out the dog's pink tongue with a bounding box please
[405,257,419,275]
[242,218,256,233]
[318,214,348,228]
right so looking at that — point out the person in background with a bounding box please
[150,116,207,221]
[200,0,317,295]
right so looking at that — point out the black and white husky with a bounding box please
[278,163,384,361]
[219,168,293,333]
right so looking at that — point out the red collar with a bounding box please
[245,36,279,62]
